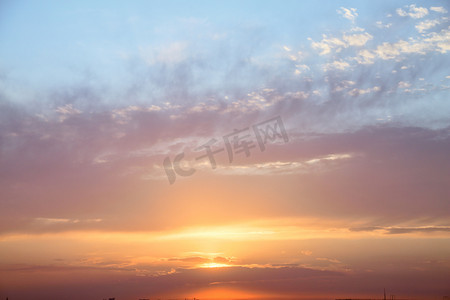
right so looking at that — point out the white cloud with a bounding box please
[55,104,81,122]
[337,7,358,22]
[353,26,450,64]
[416,19,441,33]
[310,32,372,55]
[323,60,350,72]
[398,81,412,89]
[306,153,353,164]
[220,89,289,114]
[333,80,356,92]
[214,153,354,176]
[286,51,304,62]
[350,26,365,32]
[396,5,429,19]
[188,102,220,113]
[348,86,380,96]
[343,32,373,46]
[375,42,401,59]
[355,49,376,64]
[430,7,448,14]
[111,105,163,124]
[55,104,81,115]
[396,8,408,17]
[294,64,310,75]
[310,35,346,55]
[423,26,450,53]
[409,5,429,18]
[375,21,392,29]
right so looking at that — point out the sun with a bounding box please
[199,262,232,268]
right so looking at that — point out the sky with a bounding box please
[0,1,450,299]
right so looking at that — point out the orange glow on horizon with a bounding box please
[192,287,267,300]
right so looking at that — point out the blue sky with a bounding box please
[2,0,448,100]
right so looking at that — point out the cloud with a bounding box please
[212,153,354,176]
[310,32,372,55]
[316,257,342,264]
[323,60,350,71]
[337,7,358,22]
[396,5,429,19]
[55,104,81,115]
[300,250,313,256]
[342,32,373,46]
[55,104,82,122]
[332,80,356,92]
[3,259,450,299]
[166,255,234,268]
[167,256,210,264]
[310,35,347,55]
[355,49,376,64]
[375,21,392,29]
[430,6,448,14]
[0,263,135,273]
[34,217,102,224]
[294,64,310,75]
[1,264,345,299]
[415,19,442,33]
[353,26,450,63]
[348,86,380,96]
[387,227,450,234]
[396,8,408,17]
[349,226,450,235]
[397,81,411,89]
[2,109,450,235]
[348,226,384,232]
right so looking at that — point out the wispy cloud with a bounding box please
[212,153,354,176]
[415,18,442,33]
[349,226,450,235]
[430,6,448,14]
[337,7,358,22]
[396,4,429,19]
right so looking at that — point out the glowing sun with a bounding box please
[199,262,232,268]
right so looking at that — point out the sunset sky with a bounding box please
[1,1,450,299]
